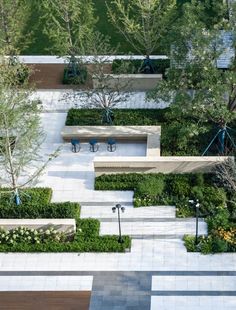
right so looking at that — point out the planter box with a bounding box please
[92,74,162,91]
[0,219,76,235]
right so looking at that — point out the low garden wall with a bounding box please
[94,156,231,176]
[0,219,76,235]
[92,74,162,91]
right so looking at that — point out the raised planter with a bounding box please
[0,219,76,235]
[92,74,162,91]
[94,156,231,176]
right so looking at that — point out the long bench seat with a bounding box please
[61,125,161,156]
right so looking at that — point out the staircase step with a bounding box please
[131,234,207,240]
[98,218,204,223]
[80,201,133,206]
[81,206,176,219]
[100,221,207,237]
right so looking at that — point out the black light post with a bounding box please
[189,199,200,245]
[112,204,125,243]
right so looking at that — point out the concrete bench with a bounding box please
[94,156,231,176]
[61,126,161,156]
[0,219,76,235]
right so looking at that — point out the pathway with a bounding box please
[0,112,235,309]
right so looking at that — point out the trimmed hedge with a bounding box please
[111,59,170,75]
[0,188,52,208]
[95,173,222,216]
[66,108,168,126]
[0,188,80,219]
[0,235,131,253]
[0,188,131,252]
[0,202,80,219]
[0,218,131,253]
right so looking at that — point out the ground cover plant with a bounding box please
[95,173,236,253]
[111,59,170,75]
[0,187,131,252]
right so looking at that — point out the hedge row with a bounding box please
[0,188,80,219]
[0,218,131,253]
[0,188,131,252]
[66,108,168,126]
[95,172,236,253]
[95,173,226,217]
[111,59,170,75]
[0,235,131,253]
[0,188,52,207]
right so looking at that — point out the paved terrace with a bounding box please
[0,112,235,310]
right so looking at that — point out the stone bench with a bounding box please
[94,156,231,176]
[0,219,76,235]
[61,126,161,156]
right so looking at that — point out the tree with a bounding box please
[214,158,236,193]
[107,0,177,56]
[68,33,130,124]
[0,61,58,205]
[41,0,97,82]
[41,0,97,55]
[0,0,31,55]
[148,0,236,155]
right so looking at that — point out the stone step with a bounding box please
[98,218,204,223]
[100,221,207,237]
[81,206,176,219]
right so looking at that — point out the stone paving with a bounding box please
[32,90,169,111]
[0,112,235,309]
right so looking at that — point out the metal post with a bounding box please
[195,201,200,245]
[117,205,122,243]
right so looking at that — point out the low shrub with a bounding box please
[63,65,87,85]
[212,237,228,253]
[0,226,67,245]
[66,108,168,126]
[0,235,131,253]
[183,235,197,252]
[0,201,80,219]
[207,208,230,231]
[112,59,170,75]
[0,188,52,208]
[136,175,165,199]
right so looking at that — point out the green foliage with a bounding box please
[183,235,196,252]
[112,59,170,75]
[136,175,165,199]
[0,188,80,219]
[207,208,230,231]
[107,0,177,55]
[168,175,191,197]
[95,173,225,212]
[66,108,167,126]
[191,187,227,216]
[0,217,131,253]
[66,108,235,156]
[63,65,87,85]
[212,236,228,253]
[0,235,131,253]
[0,188,52,208]
[0,187,131,252]
[0,226,67,245]
[40,0,97,55]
